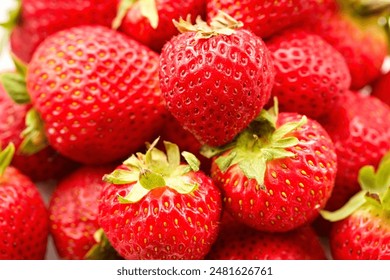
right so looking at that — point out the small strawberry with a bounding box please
[202,103,337,232]
[0,77,78,182]
[265,28,351,119]
[99,139,222,260]
[0,144,49,259]
[22,25,166,164]
[49,165,120,260]
[371,71,390,106]
[159,12,275,146]
[3,0,117,63]
[207,215,327,260]
[112,0,206,52]
[322,152,390,259]
[206,0,327,39]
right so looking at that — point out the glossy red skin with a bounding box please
[120,0,206,52]
[371,72,390,106]
[207,0,324,39]
[49,165,114,260]
[266,29,351,119]
[159,29,275,146]
[319,92,390,213]
[11,0,117,63]
[27,25,167,165]
[0,81,78,182]
[207,222,327,260]
[330,206,390,260]
[98,167,222,260]
[0,166,49,259]
[211,113,337,232]
[304,12,387,90]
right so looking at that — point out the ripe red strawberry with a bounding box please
[0,144,49,259]
[159,12,275,146]
[322,153,390,259]
[265,28,351,119]
[371,71,390,106]
[7,0,117,63]
[113,0,206,52]
[318,91,390,216]
[25,25,166,165]
[203,105,337,232]
[49,165,120,260]
[206,0,327,39]
[207,215,327,260]
[0,77,78,182]
[304,10,388,90]
[98,139,222,259]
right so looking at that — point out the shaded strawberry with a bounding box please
[113,0,206,52]
[322,152,390,259]
[99,139,222,259]
[371,71,390,106]
[0,144,49,259]
[22,25,166,164]
[265,28,351,119]
[159,12,275,146]
[202,103,337,232]
[49,165,120,260]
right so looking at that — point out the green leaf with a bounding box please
[181,151,200,172]
[375,157,390,193]
[102,169,139,185]
[262,148,295,160]
[358,165,377,192]
[0,143,15,176]
[165,176,199,195]
[272,137,299,149]
[215,151,237,173]
[11,53,27,76]
[365,192,382,208]
[238,157,267,187]
[85,228,122,260]
[118,182,150,203]
[139,169,166,190]
[200,142,235,158]
[139,0,159,29]
[271,116,307,142]
[18,108,48,155]
[112,0,135,29]
[0,72,30,104]
[123,154,143,169]
[320,190,366,222]
[164,141,180,169]
[381,187,390,211]
[0,0,21,30]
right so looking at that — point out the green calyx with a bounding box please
[0,0,22,53]
[0,143,15,176]
[112,0,159,30]
[85,228,122,260]
[201,101,307,189]
[321,151,390,222]
[103,138,201,204]
[173,10,244,39]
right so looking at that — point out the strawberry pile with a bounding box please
[0,0,390,260]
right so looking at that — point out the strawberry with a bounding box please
[207,214,327,260]
[5,0,117,63]
[0,76,78,181]
[317,91,390,217]
[265,28,351,119]
[371,71,390,106]
[49,165,120,260]
[159,12,275,147]
[0,144,49,259]
[322,152,390,259]
[98,139,222,260]
[206,0,327,39]
[112,0,206,52]
[202,104,337,232]
[303,10,388,90]
[24,25,166,165]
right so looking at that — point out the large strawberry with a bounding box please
[49,165,120,260]
[112,0,206,52]
[0,144,49,259]
[265,28,351,119]
[206,0,327,39]
[202,104,337,232]
[0,77,78,181]
[322,152,390,259]
[22,25,166,165]
[207,214,327,260]
[3,0,117,63]
[371,71,390,106]
[99,139,222,260]
[159,12,275,146]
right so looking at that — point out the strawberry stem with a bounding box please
[0,143,15,176]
